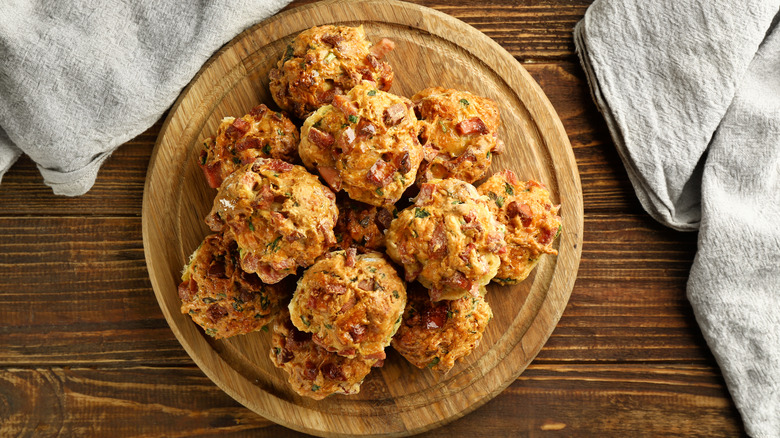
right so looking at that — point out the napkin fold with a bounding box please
[576,1,780,436]
[0,0,291,195]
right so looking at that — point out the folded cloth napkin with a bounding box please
[0,0,291,195]
[576,1,780,436]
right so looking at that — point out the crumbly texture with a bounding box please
[333,197,396,252]
[269,25,394,119]
[385,178,506,301]
[289,249,406,359]
[270,309,379,400]
[298,82,423,206]
[478,170,562,285]
[392,285,492,373]
[178,233,288,339]
[199,105,299,188]
[413,87,503,185]
[205,158,338,284]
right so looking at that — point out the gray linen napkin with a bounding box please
[0,0,291,195]
[575,1,780,436]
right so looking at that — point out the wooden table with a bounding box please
[0,0,745,436]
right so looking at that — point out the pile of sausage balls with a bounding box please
[178,25,562,400]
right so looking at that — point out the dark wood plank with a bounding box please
[0,214,706,366]
[0,63,634,216]
[284,0,592,61]
[0,364,741,437]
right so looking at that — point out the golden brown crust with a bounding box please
[199,105,299,188]
[178,233,288,339]
[477,170,562,285]
[270,309,379,400]
[391,285,492,373]
[206,158,339,284]
[289,249,406,359]
[298,82,423,206]
[269,25,394,119]
[413,88,502,185]
[384,178,507,301]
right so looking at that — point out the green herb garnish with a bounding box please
[427,357,440,368]
[368,89,377,96]
[348,115,359,124]
[414,208,430,218]
[505,183,514,196]
[459,98,469,106]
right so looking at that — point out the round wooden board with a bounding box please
[142,0,583,436]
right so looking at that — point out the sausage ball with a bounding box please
[178,233,287,339]
[333,197,395,252]
[299,82,423,206]
[205,158,339,284]
[391,284,492,373]
[413,88,503,185]
[269,25,395,119]
[385,178,506,301]
[478,170,562,285]
[288,249,406,359]
[270,309,380,400]
[199,105,299,188]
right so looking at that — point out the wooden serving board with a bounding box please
[142,0,583,436]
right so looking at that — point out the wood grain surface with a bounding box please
[0,0,745,436]
[143,1,581,435]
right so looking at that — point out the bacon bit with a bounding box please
[455,117,489,135]
[365,350,386,361]
[208,260,226,278]
[206,304,228,323]
[256,263,288,284]
[235,137,260,152]
[345,247,357,267]
[226,117,251,139]
[365,53,380,69]
[366,160,396,187]
[349,324,367,342]
[332,95,358,116]
[383,103,406,127]
[422,304,448,329]
[271,258,296,272]
[303,361,318,380]
[507,201,533,227]
[339,127,357,153]
[404,264,422,282]
[277,348,294,364]
[318,86,343,104]
[356,119,377,138]
[285,230,304,242]
[492,138,505,155]
[317,165,342,191]
[416,183,435,205]
[395,151,411,174]
[251,184,274,210]
[375,208,393,230]
[239,289,255,304]
[321,362,347,381]
[429,222,448,259]
[339,292,357,313]
[369,38,395,60]
[486,232,506,254]
[177,279,197,301]
[503,169,520,186]
[372,359,385,368]
[539,226,556,246]
[200,159,223,189]
[267,159,294,173]
[358,278,376,291]
[205,212,224,232]
[447,271,472,291]
[308,127,335,148]
[240,270,264,289]
[249,105,268,117]
[321,33,345,48]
